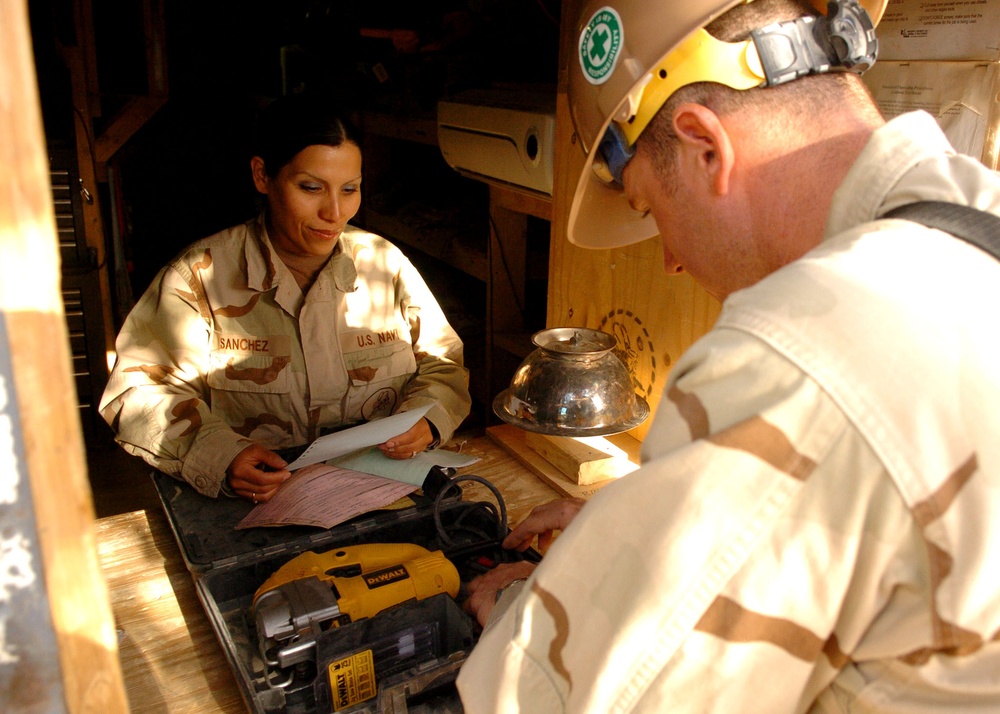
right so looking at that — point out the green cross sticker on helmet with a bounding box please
[579,7,623,85]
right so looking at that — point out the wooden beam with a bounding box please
[523,431,639,485]
[143,0,169,96]
[487,424,618,501]
[73,0,101,120]
[94,95,169,164]
[60,40,116,373]
[0,0,129,710]
[489,182,553,222]
[94,0,169,164]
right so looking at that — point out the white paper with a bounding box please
[332,447,481,486]
[877,0,1000,62]
[285,405,433,471]
[863,60,998,163]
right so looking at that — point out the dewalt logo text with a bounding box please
[363,565,409,589]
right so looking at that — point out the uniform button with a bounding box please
[195,475,209,491]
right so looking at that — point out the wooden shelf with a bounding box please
[489,183,552,221]
[363,209,488,282]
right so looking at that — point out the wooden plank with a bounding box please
[524,431,639,485]
[486,424,614,500]
[490,183,553,222]
[0,0,128,709]
[96,511,245,713]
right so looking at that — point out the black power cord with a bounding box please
[432,474,508,551]
[430,472,541,568]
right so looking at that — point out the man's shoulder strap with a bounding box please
[881,201,1000,262]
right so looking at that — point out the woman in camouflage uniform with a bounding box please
[100,94,471,503]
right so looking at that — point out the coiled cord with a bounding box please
[432,474,509,553]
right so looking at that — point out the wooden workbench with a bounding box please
[95,434,561,712]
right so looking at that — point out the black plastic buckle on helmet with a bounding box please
[749,0,878,87]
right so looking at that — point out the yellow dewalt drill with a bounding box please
[253,543,460,670]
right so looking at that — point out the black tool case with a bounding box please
[152,468,531,713]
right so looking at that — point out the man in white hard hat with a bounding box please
[457,0,1000,711]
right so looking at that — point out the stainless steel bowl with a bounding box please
[493,327,650,436]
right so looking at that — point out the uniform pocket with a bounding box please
[341,327,416,420]
[208,333,291,394]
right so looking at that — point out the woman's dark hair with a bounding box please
[253,92,363,177]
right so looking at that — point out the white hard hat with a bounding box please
[567,0,887,249]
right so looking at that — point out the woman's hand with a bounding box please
[463,560,537,627]
[503,498,586,554]
[225,443,290,503]
[378,417,435,460]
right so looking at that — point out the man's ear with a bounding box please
[250,157,269,194]
[671,103,735,195]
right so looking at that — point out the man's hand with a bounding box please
[463,560,537,627]
[225,443,290,503]
[463,499,586,626]
[379,416,435,460]
[503,498,586,554]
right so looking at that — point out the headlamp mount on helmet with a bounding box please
[750,0,877,87]
[594,0,878,187]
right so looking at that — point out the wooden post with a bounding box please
[0,0,129,711]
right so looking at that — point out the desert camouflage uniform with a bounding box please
[458,112,1000,712]
[100,218,471,497]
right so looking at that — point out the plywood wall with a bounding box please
[546,8,721,442]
